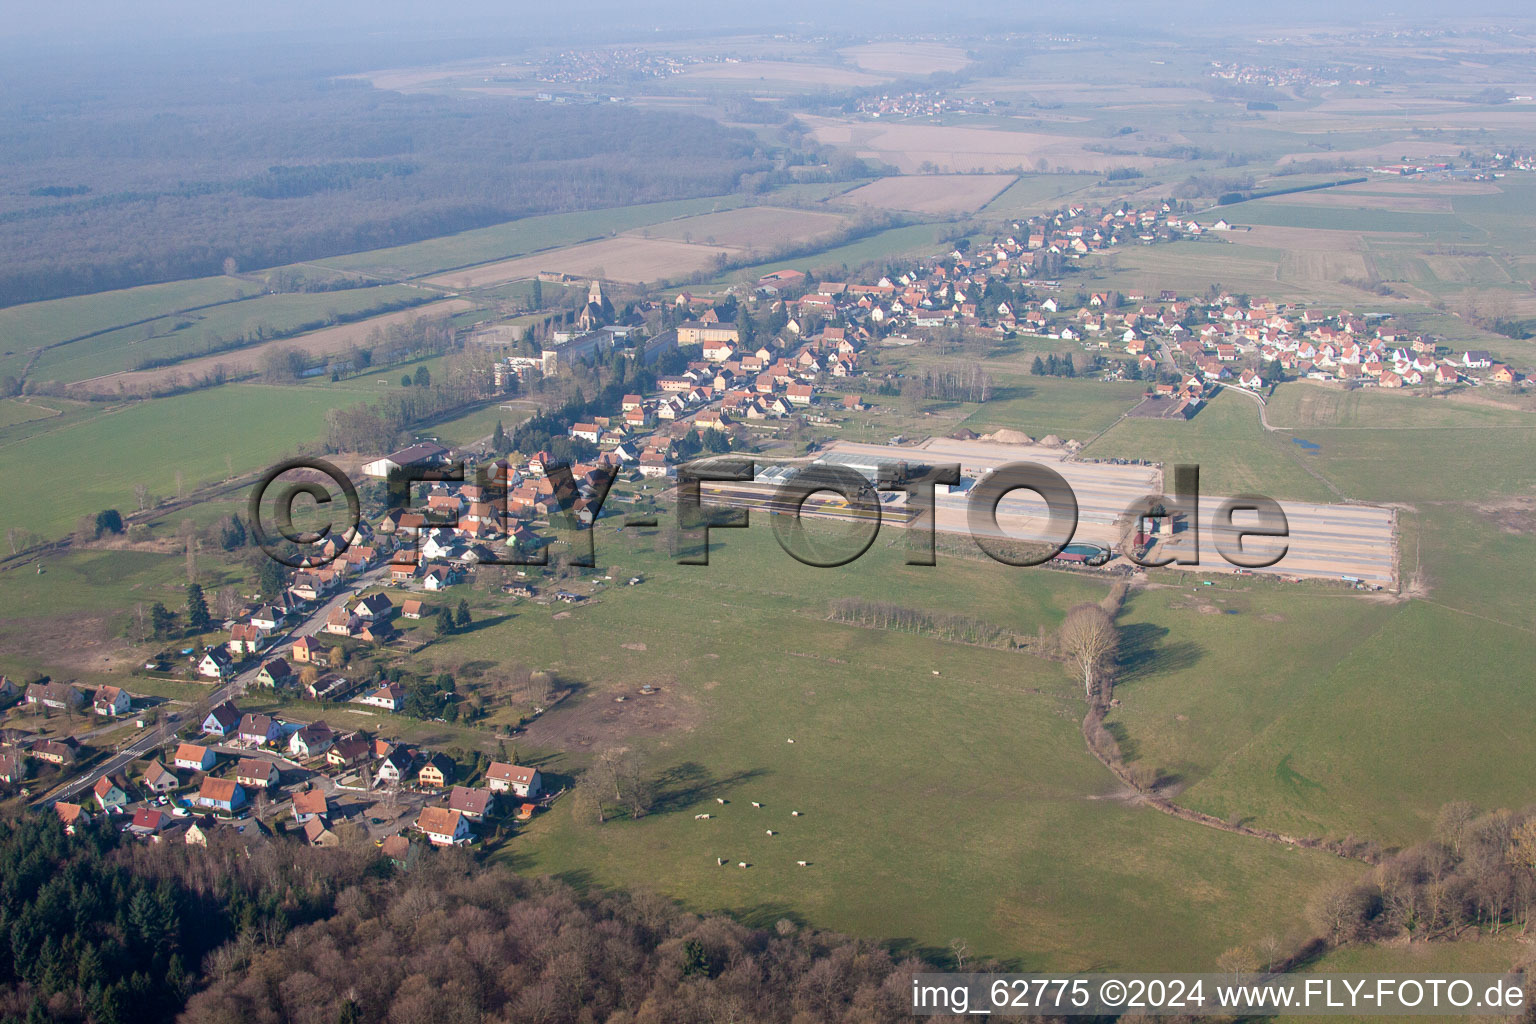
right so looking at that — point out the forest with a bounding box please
[0,59,773,306]
[0,812,968,1024]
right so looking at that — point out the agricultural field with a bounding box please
[799,116,1166,174]
[0,276,259,381]
[697,222,952,286]
[1081,390,1333,502]
[314,194,756,279]
[639,205,850,249]
[425,236,737,290]
[0,398,62,428]
[73,297,475,394]
[34,284,436,386]
[398,524,1361,969]
[839,174,1017,215]
[978,173,1099,218]
[1115,592,1536,846]
[677,60,889,90]
[837,42,973,76]
[0,383,364,538]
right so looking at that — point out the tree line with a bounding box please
[827,598,1023,650]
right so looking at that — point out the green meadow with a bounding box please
[0,276,259,380]
[413,525,1362,969]
[28,284,432,383]
[315,195,755,279]
[0,383,360,538]
[1083,390,1333,501]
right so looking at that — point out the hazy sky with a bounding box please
[8,0,1533,52]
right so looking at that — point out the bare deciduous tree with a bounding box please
[1436,801,1478,855]
[1215,945,1257,976]
[1057,603,1118,700]
[215,586,243,622]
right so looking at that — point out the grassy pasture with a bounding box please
[1264,381,1536,430]
[31,285,431,384]
[979,173,1098,217]
[0,398,62,429]
[445,524,1359,969]
[839,174,1017,215]
[0,276,258,379]
[955,375,1147,438]
[638,206,850,248]
[1294,425,1536,504]
[1231,200,1479,240]
[700,223,952,287]
[1081,390,1332,502]
[315,195,754,279]
[0,383,359,538]
[1151,598,1536,845]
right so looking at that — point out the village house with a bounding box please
[375,747,415,785]
[236,713,283,748]
[227,622,266,657]
[290,635,328,665]
[31,738,77,766]
[447,786,495,820]
[92,685,131,717]
[197,648,234,680]
[202,701,241,737]
[249,605,286,632]
[324,606,362,638]
[175,742,217,771]
[53,802,90,834]
[416,806,473,846]
[327,735,371,768]
[141,761,178,794]
[289,721,335,759]
[359,682,406,712]
[128,808,170,838]
[303,817,340,847]
[0,751,26,785]
[292,788,329,823]
[417,752,456,790]
[25,682,86,711]
[355,592,394,622]
[196,777,246,814]
[235,758,281,790]
[93,775,130,812]
[255,658,293,689]
[422,565,463,592]
[486,762,543,799]
[400,599,424,620]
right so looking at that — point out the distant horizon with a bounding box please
[8,1,1536,59]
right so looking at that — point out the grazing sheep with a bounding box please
[796,861,808,867]
[717,858,726,866]
[751,801,762,808]
[787,738,795,743]
[716,798,726,804]
[765,830,775,836]
[791,811,801,817]
[738,862,748,869]
[694,813,712,820]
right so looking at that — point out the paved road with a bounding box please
[38,565,388,807]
